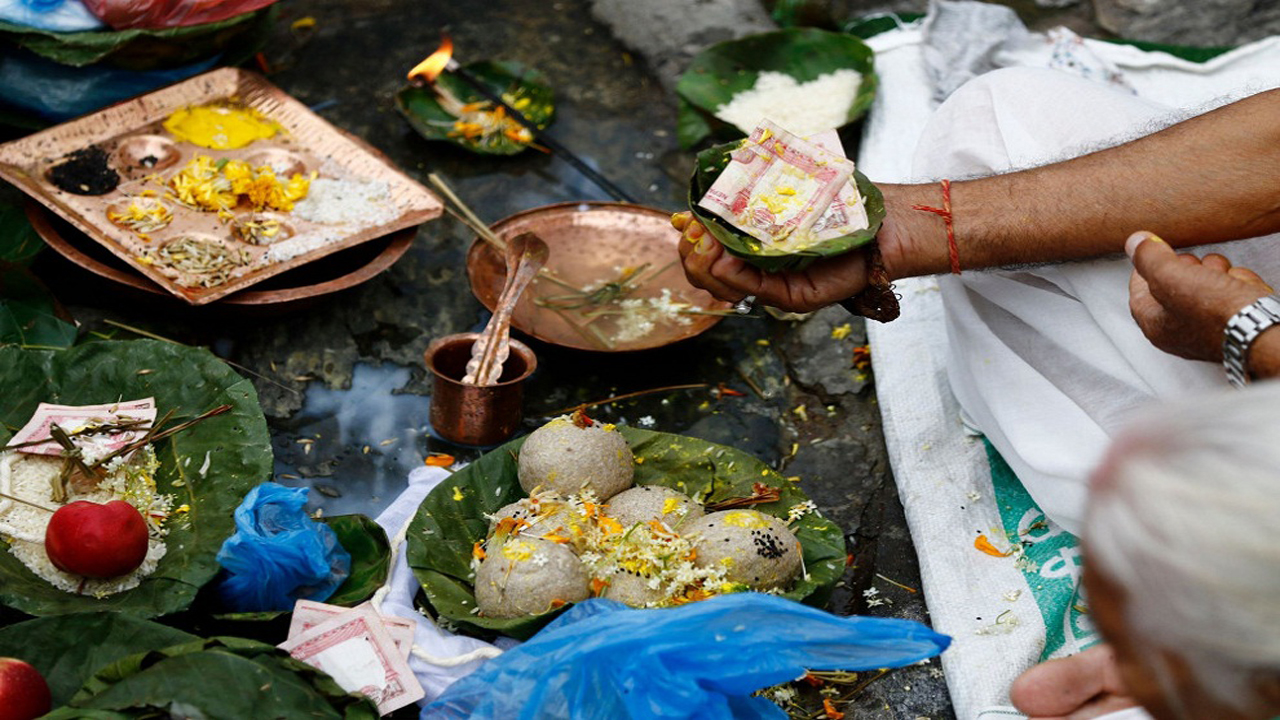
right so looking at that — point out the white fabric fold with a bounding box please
[372,465,519,705]
[862,13,1280,720]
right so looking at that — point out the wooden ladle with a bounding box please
[463,232,550,386]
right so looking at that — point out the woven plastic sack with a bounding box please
[215,482,351,612]
[424,593,951,719]
[82,0,277,29]
[0,0,103,31]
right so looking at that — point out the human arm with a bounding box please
[678,88,1280,312]
[1126,230,1280,378]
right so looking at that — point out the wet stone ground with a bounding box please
[9,0,962,716]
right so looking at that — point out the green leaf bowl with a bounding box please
[687,138,885,272]
[406,427,847,641]
[675,27,877,149]
[0,8,277,70]
[396,60,555,156]
[0,340,272,618]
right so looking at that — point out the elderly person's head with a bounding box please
[1082,381,1280,719]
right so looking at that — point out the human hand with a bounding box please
[1011,645,1140,720]
[1127,230,1273,362]
[671,212,870,313]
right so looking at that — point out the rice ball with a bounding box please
[599,568,668,608]
[487,494,568,534]
[517,414,634,499]
[475,536,589,619]
[687,509,802,591]
[606,485,703,530]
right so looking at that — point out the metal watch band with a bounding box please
[1222,294,1280,388]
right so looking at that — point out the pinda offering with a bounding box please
[475,523,590,619]
[687,509,803,591]
[606,485,703,529]
[517,410,634,498]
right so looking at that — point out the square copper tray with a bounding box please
[0,68,442,305]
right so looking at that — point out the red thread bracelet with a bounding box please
[911,179,960,275]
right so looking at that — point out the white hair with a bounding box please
[1086,380,1280,715]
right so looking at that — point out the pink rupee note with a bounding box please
[279,604,424,715]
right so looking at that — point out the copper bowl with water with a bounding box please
[466,202,731,352]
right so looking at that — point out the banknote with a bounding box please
[289,599,416,659]
[698,121,868,249]
[8,399,157,458]
[279,603,424,715]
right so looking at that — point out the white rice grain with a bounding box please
[0,452,168,597]
[713,69,864,137]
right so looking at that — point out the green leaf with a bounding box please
[687,139,886,272]
[674,28,878,147]
[676,96,715,151]
[0,264,77,349]
[0,340,273,618]
[406,427,846,641]
[0,612,196,707]
[50,637,377,719]
[324,514,391,607]
[0,9,275,68]
[396,60,555,155]
[0,202,44,266]
[843,12,925,38]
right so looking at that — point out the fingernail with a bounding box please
[688,222,705,239]
[670,212,687,229]
[694,235,713,255]
[1125,231,1162,258]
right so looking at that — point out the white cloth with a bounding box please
[916,66,1280,534]
[860,16,1280,720]
[373,466,519,704]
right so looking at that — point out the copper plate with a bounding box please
[27,203,415,308]
[466,202,731,352]
[0,67,442,306]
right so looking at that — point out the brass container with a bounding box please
[424,332,537,446]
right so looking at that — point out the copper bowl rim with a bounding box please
[424,331,538,387]
[465,201,730,352]
[26,202,417,307]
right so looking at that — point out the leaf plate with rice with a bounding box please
[676,27,877,149]
[0,339,272,618]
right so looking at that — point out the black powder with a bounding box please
[48,146,120,196]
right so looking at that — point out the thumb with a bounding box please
[1126,231,1182,285]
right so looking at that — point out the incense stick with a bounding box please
[439,60,636,204]
[0,490,55,514]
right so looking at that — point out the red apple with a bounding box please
[0,656,51,720]
[44,500,149,578]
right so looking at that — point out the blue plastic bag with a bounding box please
[216,482,351,612]
[0,0,103,32]
[424,593,951,720]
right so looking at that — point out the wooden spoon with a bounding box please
[463,232,549,386]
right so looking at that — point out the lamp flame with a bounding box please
[408,35,453,83]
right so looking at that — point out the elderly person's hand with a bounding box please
[1010,645,1140,720]
[671,212,872,314]
[1127,230,1273,362]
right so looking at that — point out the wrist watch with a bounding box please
[1222,294,1280,388]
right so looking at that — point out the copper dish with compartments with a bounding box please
[0,67,441,306]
